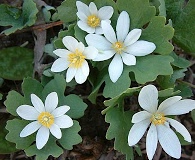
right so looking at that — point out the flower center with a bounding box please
[38,112,54,128]
[68,49,86,68]
[87,15,100,28]
[151,113,166,125]
[112,41,125,54]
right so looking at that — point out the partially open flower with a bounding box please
[16,92,73,149]
[128,85,195,160]
[76,1,114,34]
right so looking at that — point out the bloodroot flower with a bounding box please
[16,92,73,149]
[51,36,98,84]
[128,85,195,160]
[76,1,114,34]
[85,11,156,83]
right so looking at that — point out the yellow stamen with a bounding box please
[112,41,125,54]
[87,15,100,28]
[151,113,166,125]
[68,49,86,68]
[38,112,54,128]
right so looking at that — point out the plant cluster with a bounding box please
[0,0,195,160]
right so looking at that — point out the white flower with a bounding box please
[128,85,195,160]
[51,36,98,84]
[76,1,113,34]
[85,11,156,83]
[16,92,73,150]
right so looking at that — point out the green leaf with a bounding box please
[4,91,25,116]
[0,47,33,80]
[141,16,174,55]
[106,107,134,160]
[0,118,17,154]
[128,55,174,84]
[104,87,140,108]
[170,52,191,68]
[158,0,166,16]
[22,77,43,103]
[0,0,38,35]
[117,0,156,29]
[158,88,180,97]
[166,0,195,53]
[104,69,131,98]
[175,83,193,98]
[74,25,87,45]
[64,95,87,119]
[54,24,75,49]
[6,119,35,149]
[42,74,66,100]
[58,120,82,150]
[57,0,77,23]
[25,137,63,160]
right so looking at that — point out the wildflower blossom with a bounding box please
[85,11,156,83]
[16,92,73,149]
[128,85,195,160]
[51,36,98,84]
[76,1,114,34]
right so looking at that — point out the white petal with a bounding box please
[52,105,70,117]
[146,124,158,160]
[36,126,50,149]
[95,26,103,34]
[31,94,45,113]
[83,46,98,60]
[76,11,87,22]
[16,105,39,120]
[157,96,182,113]
[101,21,117,43]
[81,60,89,77]
[124,29,142,46]
[20,121,41,137]
[162,99,195,115]
[132,111,152,123]
[157,125,181,159]
[50,124,62,139]
[53,49,71,58]
[93,50,115,61]
[66,67,77,83]
[98,6,114,20]
[121,52,136,66]
[75,68,88,84]
[63,36,78,52]
[128,119,151,146]
[108,54,123,83]
[85,34,112,50]
[77,21,95,33]
[51,58,69,72]
[55,115,73,128]
[126,40,156,56]
[76,1,90,16]
[167,118,191,142]
[77,42,85,53]
[89,2,97,14]
[45,92,58,112]
[138,85,158,113]
[116,11,130,42]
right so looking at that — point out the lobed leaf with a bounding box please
[117,0,156,29]
[0,0,38,35]
[105,107,134,160]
